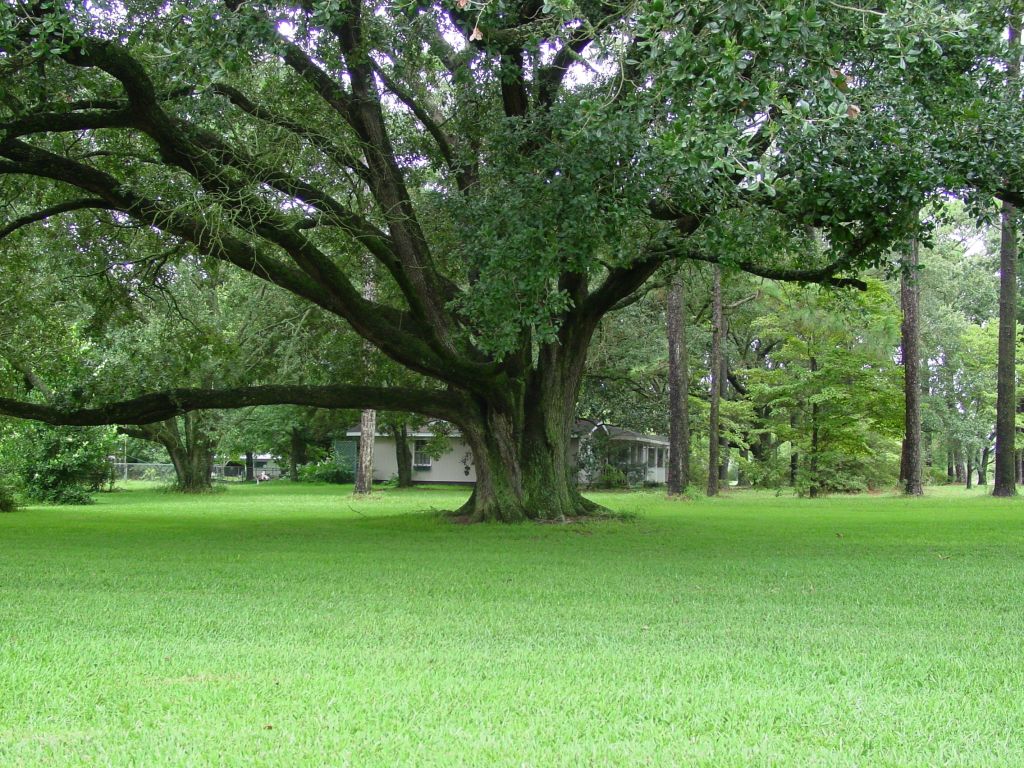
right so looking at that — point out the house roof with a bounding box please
[342,419,667,445]
[573,419,670,445]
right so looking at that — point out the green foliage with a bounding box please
[298,460,353,484]
[747,281,904,494]
[0,421,115,505]
[0,473,16,512]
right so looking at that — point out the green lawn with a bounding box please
[2,483,1023,767]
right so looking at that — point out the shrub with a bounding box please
[591,464,628,489]
[0,476,16,512]
[299,459,354,484]
[0,423,114,505]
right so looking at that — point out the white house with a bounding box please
[344,420,669,486]
[344,425,477,483]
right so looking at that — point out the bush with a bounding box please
[299,459,354,484]
[0,423,114,505]
[0,476,16,512]
[590,464,628,489]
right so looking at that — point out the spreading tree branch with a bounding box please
[0,385,466,427]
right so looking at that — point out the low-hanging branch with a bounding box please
[0,385,466,428]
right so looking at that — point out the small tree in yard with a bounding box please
[0,0,1015,520]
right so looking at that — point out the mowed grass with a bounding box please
[2,483,1024,767]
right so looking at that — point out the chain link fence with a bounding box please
[109,463,284,482]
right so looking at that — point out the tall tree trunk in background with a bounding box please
[355,408,377,494]
[245,451,255,482]
[994,199,1018,496]
[966,453,973,489]
[789,412,799,486]
[393,424,413,488]
[946,449,955,483]
[954,445,966,483]
[355,256,378,495]
[900,237,924,494]
[707,266,723,496]
[808,356,820,498]
[994,20,1020,496]
[979,444,990,485]
[666,277,691,495]
[289,427,306,482]
[718,346,729,485]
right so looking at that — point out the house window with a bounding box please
[657,448,665,468]
[413,440,432,469]
[647,447,656,468]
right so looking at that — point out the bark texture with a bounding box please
[354,254,377,495]
[393,424,413,487]
[994,200,1018,496]
[122,414,213,491]
[666,277,691,495]
[900,237,923,495]
[707,266,723,497]
[355,408,377,494]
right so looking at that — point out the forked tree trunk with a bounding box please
[707,266,723,496]
[393,424,413,488]
[124,414,213,492]
[167,442,214,492]
[901,236,923,495]
[666,277,691,495]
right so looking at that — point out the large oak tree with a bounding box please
[0,0,995,519]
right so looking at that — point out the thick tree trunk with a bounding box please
[168,443,214,492]
[901,236,923,495]
[245,451,255,482]
[994,199,1018,496]
[354,408,376,494]
[666,277,691,495]
[966,454,973,489]
[954,445,966,484]
[707,266,723,496]
[393,424,413,488]
[453,335,602,523]
[979,445,990,485]
[947,449,955,484]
